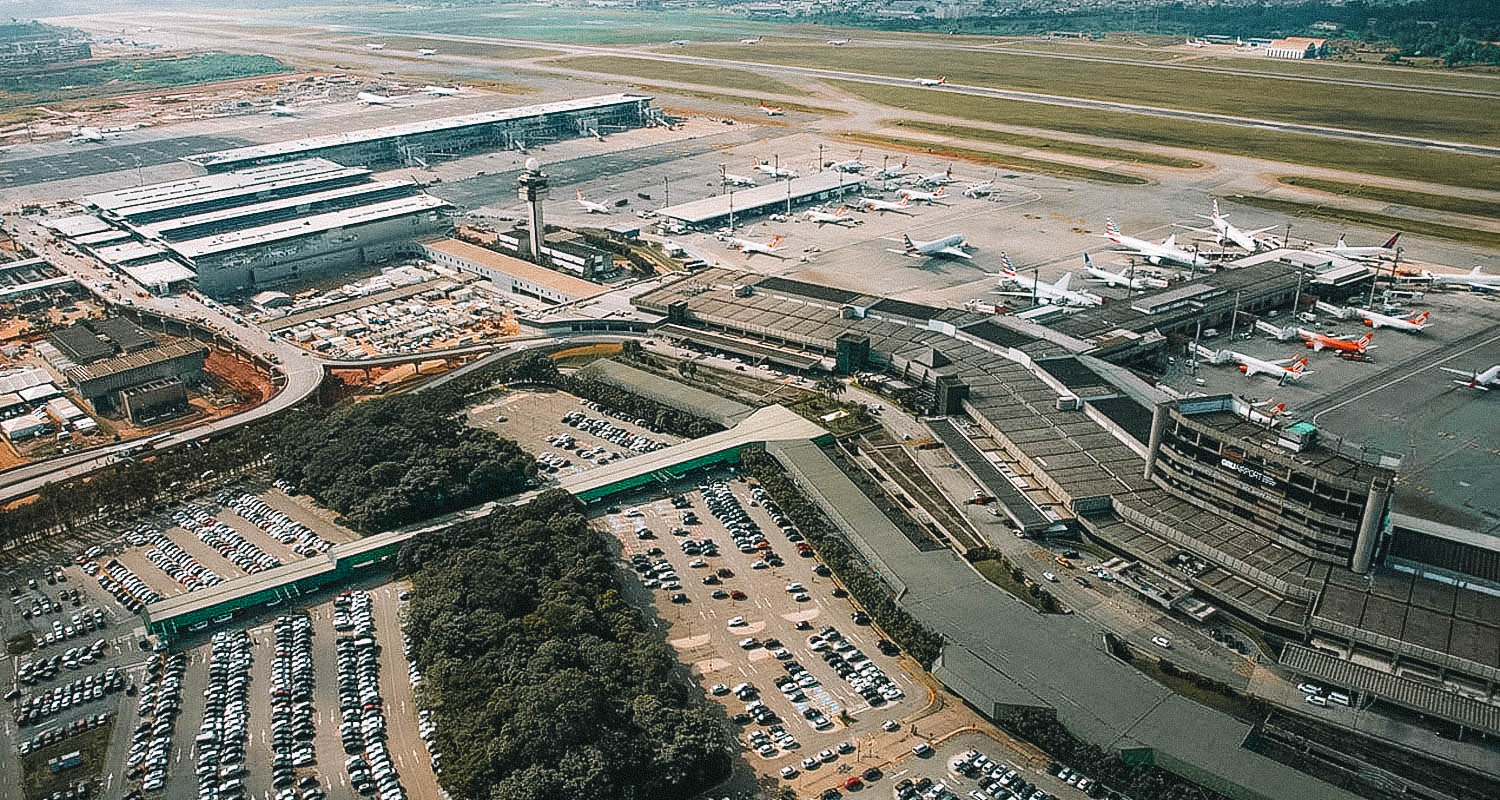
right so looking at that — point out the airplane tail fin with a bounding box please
[1055,273,1072,291]
[1383,232,1401,249]
[1411,310,1430,324]
[1358,333,1373,347]
[898,197,909,207]
[1105,217,1121,242]
[903,234,918,254]
[1163,233,1177,248]
[935,186,946,197]
[1335,235,1348,248]
[1083,253,1093,268]
[1000,251,1015,276]
[1473,265,1487,275]
[576,190,584,200]
[1289,357,1309,374]
[1211,198,1222,220]
[768,236,782,248]
[938,77,947,84]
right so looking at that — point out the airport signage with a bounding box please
[1220,457,1276,488]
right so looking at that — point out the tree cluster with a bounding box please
[561,373,724,440]
[271,388,534,532]
[998,707,1229,800]
[964,547,1062,613]
[740,450,944,667]
[0,423,273,546]
[396,491,731,800]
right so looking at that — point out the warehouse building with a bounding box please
[182,93,659,173]
[65,340,208,412]
[657,171,869,230]
[47,317,159,366]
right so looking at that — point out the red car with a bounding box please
[843,775,863,790]
[730,590,748,601]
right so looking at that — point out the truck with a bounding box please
[48,750,82,772]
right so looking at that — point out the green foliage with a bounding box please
[560,373,725,439]
[997,707,1230,800]
[741,450,944,667]
[272,389,534,532]
[0,54,290,110]
[397,491,731,800]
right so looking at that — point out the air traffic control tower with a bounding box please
[517,158,550,266]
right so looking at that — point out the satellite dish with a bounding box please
[524,157,540,172]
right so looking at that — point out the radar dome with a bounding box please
[524,157,540,172]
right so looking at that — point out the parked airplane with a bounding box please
[1442,364,1500,391]
[1317,232,1401,261]
[266,107,300,117]
[357,92,396,106]
[898,186,949,205]
[915,166,955,187]
[915,76,947,87]
[897,233,970,259]
[878,157,909,180]
[829,153,869,173]
[963,178,996,198]
[757,102,784,116]
[1350,308,1430,332]
[67,126,118,143]
[1082,253,1167,290]
[1296,329,1373,355]
[1189,199,1276,252]
[740,35,763,45]
[721,171,758,187]
[1425,266,1500,293]
[755,161,797,179]
[993,254,1100,306]
[1186,37,1209,48]
[1217,352,1312,383]
[418,48,437,56]
[576,190,609,214]
[1105,217,1209,268]
[420,85,462,96]
[856,197,913,215]
[827,38,850,46]
[720,233,783,258]
[804,206,859,226]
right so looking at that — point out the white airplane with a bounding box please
[963,178,996,198]
[856,196,913,215]
[1082,253,1167,290]
[721,233,784,258]
[266,107,300,117]
[1191,199,1276,252]
[721,171,758,187]
[670,40,689,46]
[827,38,850,46]
[1317,232,1401,261]
[915,166,955,187]
[1425,266,1500,293]
[67,126,118,143]
[1350,308,1431,332]
[915,76,947,87]
[357,92,396,106]
[804,206,859,227]
[897,233,970,260]
[898,186,949,205]
[1441,364,1500,391]
[1217,352,1312,384]
[575,190,609,214]
[755,161,797,179]
[1186,37,1210,48]
[756,102,784,116]
[740,35,763,45]
[1105,217,1210,268]
[418,48,437,56]
[878,157,909,180]
[366,43,385,50]
[829,154,869,173]
[420,85,462,96]
[992,253,1101,306]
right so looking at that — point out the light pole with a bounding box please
[1031,266,1040,307]
[662,176,669,208]
[818,144,825,173]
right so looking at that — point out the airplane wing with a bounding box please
[937,246,971,258]
[1440,367,1476,377]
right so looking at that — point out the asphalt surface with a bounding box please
[0,137,249,188]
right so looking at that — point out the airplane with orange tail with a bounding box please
[1296,329,1373,355]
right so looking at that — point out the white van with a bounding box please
[1329,692,1351,706]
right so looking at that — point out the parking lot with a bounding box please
[887,733,1083,800]
[467,388,681,481]
[597,471,925,796]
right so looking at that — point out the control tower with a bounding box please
[517,157,550,265]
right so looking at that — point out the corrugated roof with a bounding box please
[172,195,449,258]
[659,172,867,225]
[422,238,604,299]
[64,340,206,383]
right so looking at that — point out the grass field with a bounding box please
[831,80,1500,193]
[841,132,1148,184]
[635,84,841,116]
[1277,177,1500,220]
[1187,55,1500,91]
[0,53,289,111]
[304,4,781,45]
[21,718,115,800]
[680,43,1500,146]
[1228,195,1500,249]
[891,119,1202,168]
[547,55,806,96]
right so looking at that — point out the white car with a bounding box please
[779,766,798,778]
[1151,636,1171,649]
[727,616,746,627]
[881,719,900,732]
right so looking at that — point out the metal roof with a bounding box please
[421,238,604,299]
[659,172,868,225]
[64,340,206,384]
[86,159,356,215]
[182,94,651,169]
[171,195,449,259]
[136,179,418,240]
[1281,643,1500,735]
